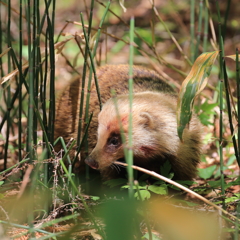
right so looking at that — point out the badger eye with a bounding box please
[108,136,119,146]
[107,133,121,148]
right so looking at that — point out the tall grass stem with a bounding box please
[222,0,232,40]
[236,48,240,167]
[194,0,203,59]
[76,0,94,146]
[26,0,34,162]
[190,0,195,62]
[127,17,134,198]
[203,4,209,52]
[222,61,239,165]
[216,1,226,206]
[80,13,102,109]
[18,0,23,162]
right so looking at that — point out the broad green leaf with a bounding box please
[226,155,236,166]
[208,180,223,188]
[198,165,217,179]
[160,161,172,177]
[134,190,151,200]
[148,184,167,195]
[177,51,219,140]
[214,166,228,178]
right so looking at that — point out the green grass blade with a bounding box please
[190,0,195,62]
[237,49,240,167]
[216,0,226,206]
[223,61,239,166]
[203,4,209,52]
[194,0,203,60]
[127,17,134,198]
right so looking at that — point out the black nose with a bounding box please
[85,156,99,169]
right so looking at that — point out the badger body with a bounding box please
[55,65,202,180]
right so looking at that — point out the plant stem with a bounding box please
[127,17,134,198]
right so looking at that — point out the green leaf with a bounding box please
[198,100,218,112]
[214,196,239,204]
[90,196,100,201]
[168,180,195,191]
[135,28,153,45]
[134,190,151,200]
[111,40,126,54]
[104,178,127,188]
[148,184,167,195]
[142,233,162,240]
[226,176,240,188]
[226,155,236,166]
[138,173,151,182]
[198,113,214,126]
[176,180,196,186]
[214,166,228,178]
[208,180,222,188]
[121,185,146,190]
[196,100,218,126]
[225,196,239,203]
[198,165,217,179]
[160,161,172,177]
[177,51,219,140]
[176,200,199,207]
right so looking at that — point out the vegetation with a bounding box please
[0,0,239,239]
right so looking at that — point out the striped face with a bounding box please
[85,92,179,171]
[85,111,128,170]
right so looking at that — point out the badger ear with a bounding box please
[139,112,155,129]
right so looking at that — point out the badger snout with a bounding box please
[85,156,99,169]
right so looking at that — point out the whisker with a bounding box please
[111,163,121,173]
[114,161,127,169]
[110,163,115,170]
[114,164,121,173]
